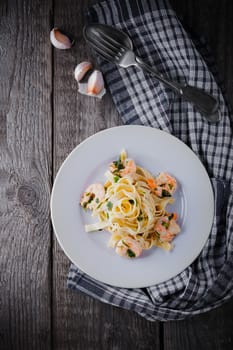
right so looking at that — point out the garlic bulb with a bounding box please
[87,70,105,95]
[74,62,92,82]
[50,28,74,49]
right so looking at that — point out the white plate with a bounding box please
[51,125,214,288]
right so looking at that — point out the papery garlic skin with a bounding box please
[50,28,73,49]
[74,62,92,82]
[78,83,106,99]
[87,70,105,95]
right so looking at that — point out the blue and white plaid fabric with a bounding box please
[68,0,233,321]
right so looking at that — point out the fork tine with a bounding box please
[95,35,120,55]
[97,30,125,50]
[89,35,125,62]
[89,41,116,63]
[90,36,119,58]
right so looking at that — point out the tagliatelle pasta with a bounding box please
[80,150,180,258]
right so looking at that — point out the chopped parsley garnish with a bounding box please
[137,216,143,222]
[161,221,169,229]
[82,193,95,209]
[95,198,99,203]
[89,193,95,202]
[161,189,172,197]
[129,199,134,204]
[113,159,124,170]
[137,210,143,221]
[113,176,120,183]
[127,249,136,258]
[168,213,174,220]
[106,201,113,210]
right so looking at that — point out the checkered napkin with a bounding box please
[68,0,233,321]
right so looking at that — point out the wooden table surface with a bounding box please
[1,0,233,349]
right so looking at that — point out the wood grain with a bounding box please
[170,0,233,110]
[0,0,52,349]
[164,299,233,350]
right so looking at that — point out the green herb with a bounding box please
[88,193,95,202]
[161,221,169,229]
[106,212,109,219]
[107,201,113,210]
[137,210,143,221]
[113,160,124,170]
[129,199,134,204]
[168,213,174,220]
[82,202,88,209]
[161,189,171,197]
[118,163,124,170]
[168,184,173,189]
[127,249,136,258]
[95,198,99,203]
[83,193,95,208]
[113,176,120,183]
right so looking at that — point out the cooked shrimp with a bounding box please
[155,172,177,197]
[120,159,136,178]
[80,183,105,210]
[154,217,168,236]
[168,219,180,235]
[154,213,180,242]
[160,232,175,243]
[109,157,136,180]
[115,236,143,258]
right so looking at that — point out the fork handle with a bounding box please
[135,56,182,94]
[135,56,219,118]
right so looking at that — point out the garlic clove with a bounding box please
[78,82,106,99]
[74,62,93,82]
[87,70,105,95]
[50,28,74,49]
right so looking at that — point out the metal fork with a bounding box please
[84,24,220,123]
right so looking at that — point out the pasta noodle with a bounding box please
[80,150,180,258]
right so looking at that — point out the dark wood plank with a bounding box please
[0,0,52,349]
[170,0,233,109]
[52,0,161,349]
[164,300,233,350]
[164,1,233,349]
